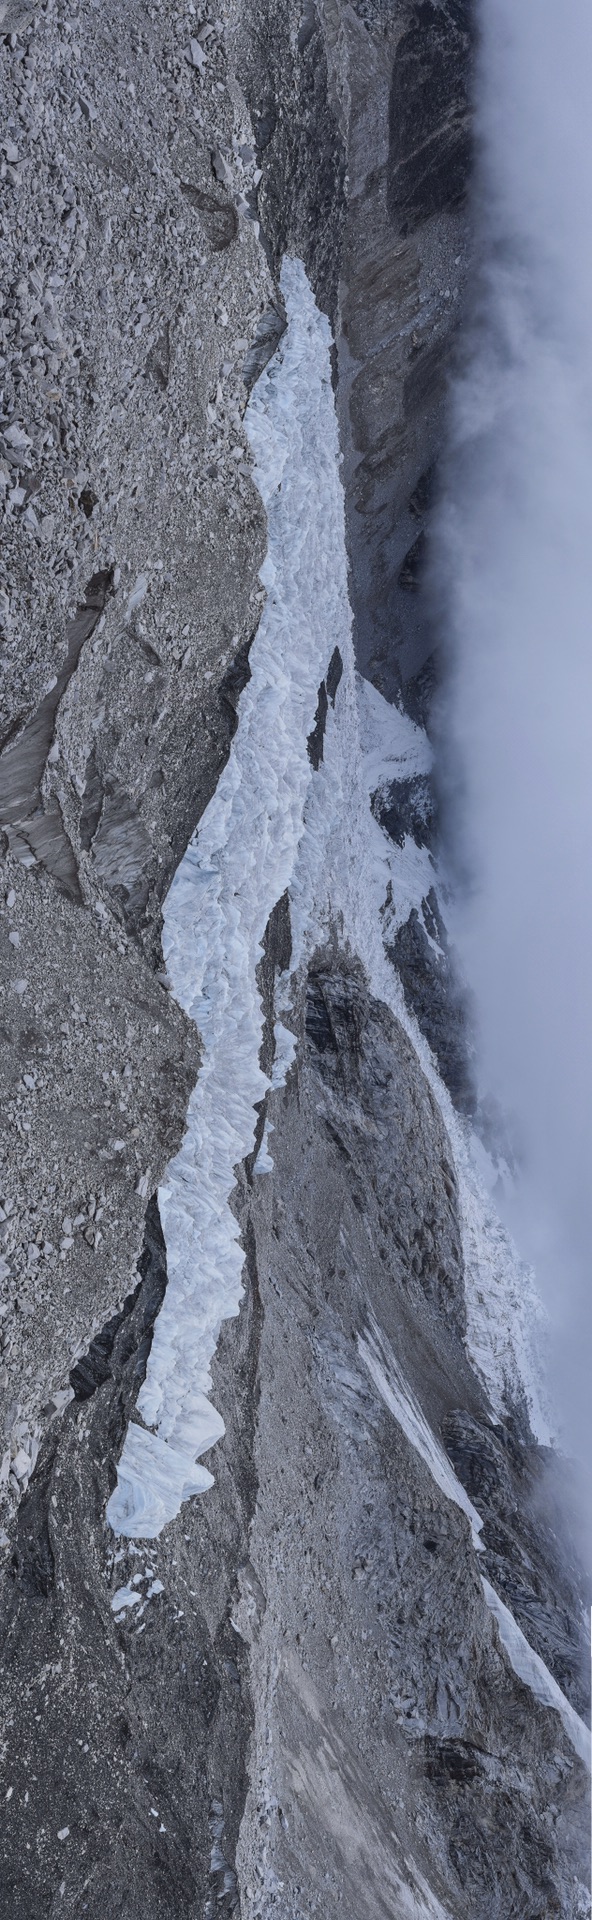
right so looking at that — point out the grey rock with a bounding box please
[372,769,435,849]
[0,5,34,38]
[388,0,474,229]
[235,0,346,322]
[0,0,271,1460]
[178,180,239,252]
[389,891,477,1117]
[442,1406,590,1714]
[1,955,587,1917]
[0,568,112,827]
[0,1197,260,1919]
[306,678,328,771]
[239,951,589,1919]
[242,299,287,392]
[0,4,588,1915]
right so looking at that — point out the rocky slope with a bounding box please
[0,3,589,1918]
[0,0,271,1509]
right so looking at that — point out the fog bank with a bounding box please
[439,0,592,1483]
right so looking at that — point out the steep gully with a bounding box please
[0,4,590,1917]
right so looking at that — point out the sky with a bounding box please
[437,0,592,1492]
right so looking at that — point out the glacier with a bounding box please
[107,260,350,1537]
[110,261,548,1545]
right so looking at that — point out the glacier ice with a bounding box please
[107,260,350,1538]
[110,258,548,1560]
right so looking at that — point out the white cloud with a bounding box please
[438,0,592,1496]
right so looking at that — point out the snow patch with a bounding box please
[111,1583,142,1615]
[482,1579,590,1770]
[358,1318,484,1550]
[109,1420,214,1537]
[359,1315,588,1771]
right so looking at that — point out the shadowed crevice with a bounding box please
[0,568,113,899]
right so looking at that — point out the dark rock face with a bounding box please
[372,769,435,847]
[303,958,467,1333]
[306,648,343,770]
[3,956,585,1918]
[388,0,474,229]
[337,0,474,700]
[370,732,477,1119]
[442,1407,590,1716]
[69,1198,167,1405]
[326,645,344,704]
[0,1198,261,1920]
[238,954,589,1917]
[306,679,329,770]
[236,0,346,324]
[242,300,287,393]
[390,891,477,1115]
[257,891,293,1080]
[398,527,428,590]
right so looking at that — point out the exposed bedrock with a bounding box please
[0,0,270,1502]
[335,0,474,700]
[1,959,587,1916]
[0,2,589,1918]
[0,1198,262,1919]
[239,955,589,1919]
[235,0,472,699]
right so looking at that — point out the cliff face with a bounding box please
[239,958,589,1919]
[0,5,589,1919]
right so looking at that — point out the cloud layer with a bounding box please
[438,0,592,1484]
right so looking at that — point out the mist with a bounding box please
[438,0,592,1486]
